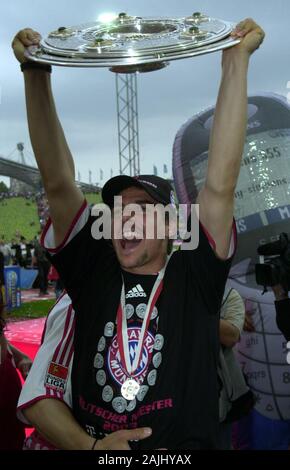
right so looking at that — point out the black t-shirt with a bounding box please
[46,207,233,449]
[275,299,290,341]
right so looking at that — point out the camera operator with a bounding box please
[272,285,290,342]
[255,233,290,342]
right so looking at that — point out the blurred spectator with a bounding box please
[11,237,34,268]
[0,239,13,266]
[48,265,64,299]
[218,288,254,449]
[11,240,23,266]
[20,237,34,268]
[34,235,50,295]
[0,252,32,450]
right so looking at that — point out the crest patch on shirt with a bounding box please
[45,362,69,391]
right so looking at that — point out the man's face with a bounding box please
[111,186,168,273]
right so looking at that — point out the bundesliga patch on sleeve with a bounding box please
[45,362,69,392]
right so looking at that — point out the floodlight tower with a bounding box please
[17,142,26,165]
[115,73,140,176]
[97,12,140,177]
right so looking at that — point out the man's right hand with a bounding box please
[94,428,152,450]
[12,28,41,64]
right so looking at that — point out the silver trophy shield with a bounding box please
[25,12,240,73]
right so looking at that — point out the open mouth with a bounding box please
[120,238,142,252]
[119,231,143,254]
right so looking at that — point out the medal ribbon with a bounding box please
[117,266,166,378]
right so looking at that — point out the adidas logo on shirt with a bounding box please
[126,284,147,299]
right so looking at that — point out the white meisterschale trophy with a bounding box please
[25,12,240,73]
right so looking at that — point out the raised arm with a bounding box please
[197,19,265,258]
[12,29,84,246]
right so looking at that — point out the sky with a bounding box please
[0,0,289,186]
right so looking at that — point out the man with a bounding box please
[0,239,13,266]
[218,287,250,449]
[272,285,290,342]
[34,233,50,295]
[0,284,32,450]
[12,19,264,450]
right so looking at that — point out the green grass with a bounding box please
[0,193,102,242]
[0,197,40,241]
[7,299,55,319]
[84,192,102,206]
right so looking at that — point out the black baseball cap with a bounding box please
[102,175,174,207]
